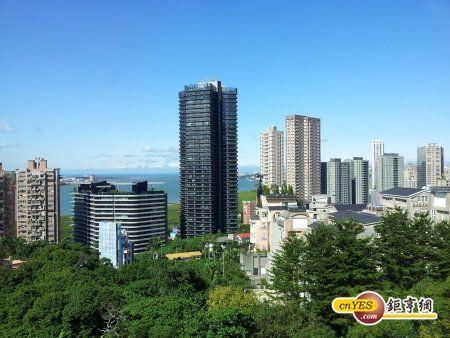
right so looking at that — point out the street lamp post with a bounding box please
[221,244,226,277]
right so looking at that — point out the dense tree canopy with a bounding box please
[268,210,450,336]
[0,210,448,337]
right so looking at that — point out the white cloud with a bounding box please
[92,153,116,159]
[0,121,17,133]
[141,146,178,155]
[0,142,22,149]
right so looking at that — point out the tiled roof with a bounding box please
[333,204,367,212]
[380,187,423,197]
[330,211,381,225]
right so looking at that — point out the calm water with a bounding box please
[60,173,257,215]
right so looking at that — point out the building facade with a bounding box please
[285,115,321,202]
[340,161,353,204]
[0,164,16,238]
[326,158,366,204]
[376,153,404,191]
[417,143,444,188]
[98,221,134,268]
[404,162,417,189]
[179,80,238,237]
[379,187,430,219]
[16,159,60,242]
[372,140,384,190]
[320,162,327,194]
[429,187,450,223]
[242,200,256,225]
[250,217,270,252]
[250,195,311,257]
[351,157,369,204]
[326,158,341,204]
[260,126,284,187]
[73,181,167,254]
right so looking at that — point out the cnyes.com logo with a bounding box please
[332,291,438,325]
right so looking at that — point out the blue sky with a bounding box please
[1,0,449,172]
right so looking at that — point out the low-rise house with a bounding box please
[380,187,430,218]
[250,216,270,252]
[240,253,267,280]
[269,208,313,258]
[266,206,314,276]
[328,210,382,238]
[308,194,368,220]
[308,194,332,222]
[429,186,450,222]
[235,233,251,244]
[250,195,301,253]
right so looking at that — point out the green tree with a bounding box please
[207,286,258,314]
[253,301,335,337]
[195,307,255,337]
[429,221,450,281]
[270,184,279,195]
[268,233,307,302]
[287,185,294,195]
[375,210,435,289]
[146,235,166,258]
[302,221,379,335]
[346,320,417,337]
[262,185,270,196]
[410,277,450,337]
[125,296,201,337]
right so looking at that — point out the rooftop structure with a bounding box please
[165,251,202,261]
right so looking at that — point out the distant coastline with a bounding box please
[60,173,257,216]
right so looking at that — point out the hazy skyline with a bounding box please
[1,1,449,171]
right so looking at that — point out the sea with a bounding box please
[60,173,257,216]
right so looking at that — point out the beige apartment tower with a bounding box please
[260,126,284,187]
[16,158,60,242]
[404,162,417,189]
[285,115,321,202]
[417,143,444,188]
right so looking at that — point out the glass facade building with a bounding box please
[73,181,167,253]
[179,80,238,237]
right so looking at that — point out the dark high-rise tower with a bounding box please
[179,80,238,237]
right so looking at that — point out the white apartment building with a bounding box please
[351,157,369,204]
[372,140,384,190]
[376,153,405,191]
[260,126,284,187]
[326,159,341,203]
[326,157,368,205]
[285,115,321,202]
